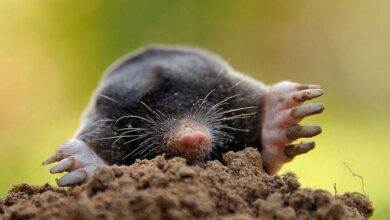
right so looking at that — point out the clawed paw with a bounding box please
[42,139,106,186]
[261,81,324,174]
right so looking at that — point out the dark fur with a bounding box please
[76,46,267,165]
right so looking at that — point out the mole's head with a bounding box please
[93,46,261,164]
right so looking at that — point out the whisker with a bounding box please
[216,125,250,132]
[96,134,140,141]
[140,101,164,120]
[98,94,119,104]
[206,94,241,115]
[191,99,204,113]
[213,106,256,116]
[123,134,149,145]
[96,119,115,122]
[192,89,216,115]
[142,146,161,158]
[228,78,246,90]
[156,110,166,118]
[212,130,231,138]
[215,131,235,139]
[138,143,158,157]
[119,130,142,136]
[117,127,149,131]
[145,114,152,120]
[111,136,124,147]
[199,89,215,108]
[122,143,147,160]
[116,115,155,125]
[139,137,158,147]
[122,150,138,160]
[87,119,114,127]
[215,112,256,121]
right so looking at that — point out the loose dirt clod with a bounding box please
[0,148,373,220]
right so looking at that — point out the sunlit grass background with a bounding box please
[0,1,388,219]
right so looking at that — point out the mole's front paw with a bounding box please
[43,139,106,186]
[261,81,324,174]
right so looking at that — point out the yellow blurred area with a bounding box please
[0,1,388,219]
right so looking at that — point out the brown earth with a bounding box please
[0,148,373,220]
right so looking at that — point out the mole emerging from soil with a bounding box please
[43,45,324,186]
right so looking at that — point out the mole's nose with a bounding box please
[177,131,211,153]
[169,124,212,158]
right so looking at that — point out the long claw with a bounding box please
[296,84,322,91]
[285,142,315,158]
[42,154,64,165]
[293,89,324,102]
[57,169,87,187]
[285,125,322,140]
[50,157,75,173]
[291,103,325,119]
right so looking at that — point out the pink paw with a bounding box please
[261,81,324,174]
[42,139,106,186]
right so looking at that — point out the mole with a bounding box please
[43,45,324,186]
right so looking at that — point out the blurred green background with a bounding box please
[0,0,388,218]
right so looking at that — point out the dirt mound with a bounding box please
[0,148,373,220]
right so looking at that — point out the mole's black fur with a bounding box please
[77,46,267,165]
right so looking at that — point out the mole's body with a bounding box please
[44,46,324,186]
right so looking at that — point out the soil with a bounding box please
[0,148,373,220]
